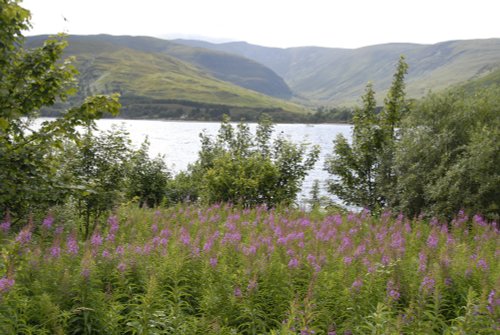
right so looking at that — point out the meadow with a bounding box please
[0,205,498,334]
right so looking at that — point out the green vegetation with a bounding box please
[26,35,303,120]
[325,57,409,211]
[176,38,500,105]
[1,205,499,334]
[326,57,500,220]
[394,86,500,219]
[171,115,320,207]
[1,1,499,333]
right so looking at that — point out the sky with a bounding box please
[21,0,500,49]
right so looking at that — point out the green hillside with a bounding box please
[63,35,293,100]
[26,35,306,120]
[176,39,500,105]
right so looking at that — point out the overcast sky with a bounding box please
[22,0,500,49]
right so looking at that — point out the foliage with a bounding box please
[185,115,320,207]
[393,86,500,219]
[0,0,120,221]
[325,57,409,211]
[127,138,171,208]
[0,205,499,334]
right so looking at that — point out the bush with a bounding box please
[184,115,320,207]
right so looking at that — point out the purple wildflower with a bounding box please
[0,220,10,233]
[66,235,79,255]
[15,227,32,245]
[247,278,257,292]
[209,257,218,268]
[477,258,489,271]
[418,252,427,273]
[234,286,242,297]
[151,223,158,234]
[420,275,435,293]
[426,231,439,249]
[487,290,500,314]
[117,262,127,272]
[50,245,61,258]
[351,278,363,291]
[386,280,400,301]
[42,214,54,229]
[0,277,15,293]
[473,214,487,227]
[180,227,190,245]
[107,215,119,233]
[288,257,299,269]
[105,233,115,243]
[81,267,90,279]
[390,231,405,253]
[91,232,103,247]
[115,245,125,255]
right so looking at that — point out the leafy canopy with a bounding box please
[325,57,408,211]
[0,0,120,220]
[183,115,320,207]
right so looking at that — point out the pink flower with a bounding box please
[15,227,32,245]
[66,235,79,255]
[0,214,11,233]
[386,280,400,301]
[0,277,15,293]
[426,231,439,249]
[477,258,489,271]
[117,262,127,272]
[420,275,435,293]
[91,233,103,247]
[288,257,299,269]
[115,245,125,255]
[107,215,119,233]
[50,245,61,258]
[418,252,427,273]
[209,257,218,268]
[343,256,353,265]
[42,215,54,229]
[351,278,363,291]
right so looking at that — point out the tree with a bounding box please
[127,139,171,208]
[0,0,120,222]
[60,128,132,237]
[393,87,500,219]
[181,115,320,207]
[325,57,409,211]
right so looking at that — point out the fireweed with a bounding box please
[0,205,498,334]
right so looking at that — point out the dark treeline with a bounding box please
[41,94,355,124]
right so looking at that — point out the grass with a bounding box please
[0,205,499,334]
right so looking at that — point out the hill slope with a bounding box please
[61,35,293,100]
[26,35,305,120]
[175,39,500,105]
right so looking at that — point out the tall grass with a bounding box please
[0,205,499,334]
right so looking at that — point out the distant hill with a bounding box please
[25,35,500,122]
[25,35,305,121]
[175,39,500,105]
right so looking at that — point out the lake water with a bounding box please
[47,119,353,204]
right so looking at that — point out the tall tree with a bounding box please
[0,0,120,220]
[325,57,409,211]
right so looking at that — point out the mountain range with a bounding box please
[26,35,500,120]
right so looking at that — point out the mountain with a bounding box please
[25,34,500,121]
[26,35,305,120]
[175,39,500,105]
